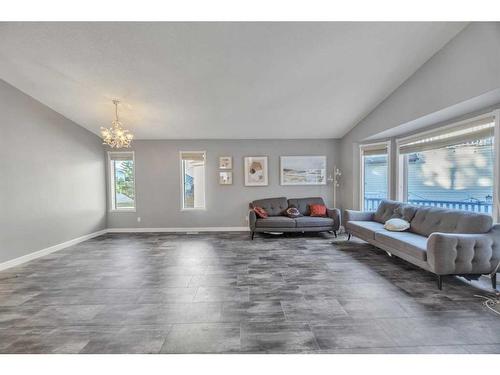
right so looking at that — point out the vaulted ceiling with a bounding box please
[0,22,467,139]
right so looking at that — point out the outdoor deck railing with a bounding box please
[364,197,493,213]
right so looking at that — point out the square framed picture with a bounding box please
[280,156,326,185]
[219,156,232,169]
[244,156,268,186]
[219,171,233,185]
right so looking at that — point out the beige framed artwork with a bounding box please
[219,156,232,169]
[244,156,268,186]
[219,171,233,185]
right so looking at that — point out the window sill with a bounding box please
[181,208,206,211]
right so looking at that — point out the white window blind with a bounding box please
[361,143,388,156]
[180,152,205,161]
[399,117,495,154]
[109,152,134,161]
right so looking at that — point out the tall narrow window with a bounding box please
[109,152,135,211]
[398,117,495,214]
[180,151,206,210]
[360,143,389,210]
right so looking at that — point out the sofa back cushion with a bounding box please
[288,197,325,216]
[409,206,493,237]
[373,200,416,223]
[250,197,288,217]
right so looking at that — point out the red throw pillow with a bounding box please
[309,204,327,217]
[253,206,268,219]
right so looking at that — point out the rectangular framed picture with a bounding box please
[280,156,327,185]
[219,156,232,169]
[219,171,233,185]
[244,156,268,186]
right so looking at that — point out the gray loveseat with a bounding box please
[345,200,500,289]
[249,197,340,240]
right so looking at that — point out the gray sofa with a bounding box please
[345,200,500,289]
[249,197,340,240]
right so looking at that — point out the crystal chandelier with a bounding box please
[100,99,134,148]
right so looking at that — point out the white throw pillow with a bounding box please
[384,218,410,232]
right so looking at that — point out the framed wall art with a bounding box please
[219,156,232,169]
[280,156,326,185]
[244,156,268,186]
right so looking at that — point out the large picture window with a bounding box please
[360,142,390,210]
[397,117,495,214]
[109,151,135,211]
[180,151,206,210]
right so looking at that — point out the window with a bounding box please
[109,152,135,211]
[360,142,390,210]
[180,151,206,210]
[397,116,496,215]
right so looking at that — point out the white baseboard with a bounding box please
[0,227,250,272]
[0,229,107,272]
[107,227,250,233]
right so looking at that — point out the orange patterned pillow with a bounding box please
[253,206,268,219]
[309,204,327,217]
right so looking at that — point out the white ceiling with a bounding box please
[0,22,467,139]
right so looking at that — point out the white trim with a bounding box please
[107,227,250,233]
[0,226,252,271]
[180,150,207,210]
[0,230,107,271]
[359,141,391,210]
[107,150,136,212]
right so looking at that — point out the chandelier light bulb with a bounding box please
[100,99,134,148]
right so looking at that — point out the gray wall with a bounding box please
[107,139,339,229]
[339,22,500,210]
[0,80,107,263]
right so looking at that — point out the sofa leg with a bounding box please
[492,273,497,290]
[437,275,443,290]
[347,233,351,241]
[251,231,255,240]
[333,230,337,238]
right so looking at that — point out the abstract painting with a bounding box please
[219,171,233,185]
[244,156,268,186]
[280,156,326,185]
[219,156,232,169]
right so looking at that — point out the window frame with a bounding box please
[359,141,392,210]
[108,151,136,213]
[395,111,500,222]
[179,150,207,211]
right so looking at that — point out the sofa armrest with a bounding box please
[427,226,500,275]
[343,209,374,223]
[326,208,341,230]
[248,210,257,231]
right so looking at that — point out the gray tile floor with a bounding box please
[0,232,499,354]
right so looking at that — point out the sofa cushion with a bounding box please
[286,207,302,218]
[384,218,410,232]
[288,197,325,216]
[253,206,268,219]
[374,200,417,224]
[295,216,334,228]
[309,204,327,217]
[410,207,493,237]
[346,221,385,240]
[255,216,296,228]
[251,197,288,217]
[375,230,428,261]
[392,205,418,222]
